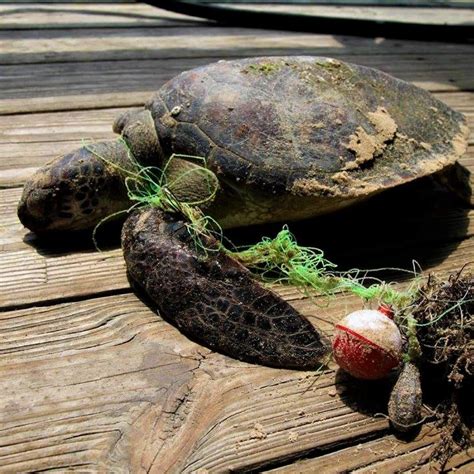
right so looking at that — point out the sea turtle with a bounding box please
[18,56,469,234]
[16,57,470,369]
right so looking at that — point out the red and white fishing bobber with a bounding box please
[332,305,403,380]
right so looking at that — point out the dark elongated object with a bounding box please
[122,207,330,369]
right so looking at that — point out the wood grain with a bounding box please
[1,3,472,31]
[224,5,474,26]
[0,291,468,473]
[1,56,473,115]
[0,2,472,471]
[2,27,474,65]
[0,107,124,182]
[266,426,473,473]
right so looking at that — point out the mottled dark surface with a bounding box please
[148,56,468,198]
[388,362,422,432]
[122,207,330,369]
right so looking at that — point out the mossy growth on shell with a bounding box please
[242,61,284,75]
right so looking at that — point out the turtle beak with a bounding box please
[18,184,57,233]
[17,157,78,234]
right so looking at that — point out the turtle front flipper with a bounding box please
[113,109,163,166]
[18,140,136,233]
[122,207,330,369]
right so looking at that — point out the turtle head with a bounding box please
[18,142,132,234]
[18,109,164,234]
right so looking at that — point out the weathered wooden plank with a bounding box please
[0,246,127,309]
[0,292,333,473]
[1,24,473,66]
[0,168,38,189]
[0,31,373,65]
[0,290,465,473]
[2,27,474,65]
[197,0,474,3]
[0,0,133,3]
[0,107,124,181]
[353,446,473,473]
[0,56,473,115]
[1,3,472,31]
[266,426,472,473]
[0,3,202,30]
[225,4,474,25]
[0,295,202,472]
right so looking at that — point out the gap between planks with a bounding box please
[0,2,202,30]
[1,3,473,30]
[2,29,474,65]
[264,426,473,473]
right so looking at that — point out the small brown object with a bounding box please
[388,362,422,432]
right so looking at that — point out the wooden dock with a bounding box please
[0,2,473,472]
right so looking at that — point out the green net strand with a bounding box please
[228,226,419,311]
[88,139,221,253]
[85,138,218,214]
[87,142,419,311]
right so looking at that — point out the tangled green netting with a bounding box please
[86,139,222,253]
[227,226,418,310]
[89,142,421,319]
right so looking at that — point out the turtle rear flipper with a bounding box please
[122,208,330,369]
